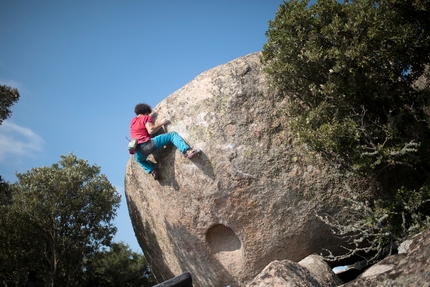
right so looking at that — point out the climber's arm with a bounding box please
[145,118,169,135]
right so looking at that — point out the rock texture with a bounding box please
[124,52,371,286]
[246,254,342,287]
[299,254,343,286]
[342,228,430,287]
[246,260,323,287]
[246,229,430,287]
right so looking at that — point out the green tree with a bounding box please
[0,84,20,212]
[0,153,121,286]
[262,0,430,257]
[0,176,12,205]
[0,85,20,125]
[0,175,29,286]
[84,242,154,287]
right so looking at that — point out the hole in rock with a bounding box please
[206,224,244,279]
[206,224,241,253]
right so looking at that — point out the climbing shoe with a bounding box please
[185,149,201,159]
[150,170,159,180]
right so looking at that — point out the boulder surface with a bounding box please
[342,228,430,287]
[246,229,430,287]
[124,52,369,286]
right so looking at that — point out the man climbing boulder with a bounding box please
[129,103,200,180]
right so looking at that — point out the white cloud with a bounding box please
[0,121,43,161]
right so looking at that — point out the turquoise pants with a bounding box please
[134,132,190,174]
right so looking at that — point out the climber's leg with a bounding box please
[134,148,154,174]
[152,132,190,154]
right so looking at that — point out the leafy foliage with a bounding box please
[262,0,430,259]
[318,184,430,262]
[0,85,20,125]
[262,0,430,175]
[0,84,20,200]
[0,153,121,286]
[84,242,155,287]
[0,176,12,205]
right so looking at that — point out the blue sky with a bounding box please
[0,0,284,253]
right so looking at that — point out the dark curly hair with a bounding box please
[134,103,152,115]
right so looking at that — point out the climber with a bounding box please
[130,103,200,180]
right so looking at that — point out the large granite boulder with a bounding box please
[124,52,370,286]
